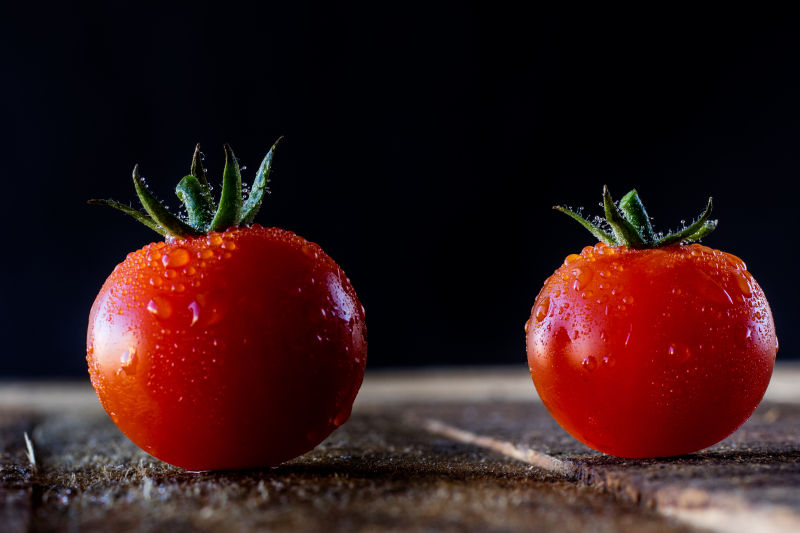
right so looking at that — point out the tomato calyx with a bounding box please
[554,186,717,249]
[89,138,282,238]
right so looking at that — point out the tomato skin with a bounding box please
[87,224,367,471]
[526,242,777,458]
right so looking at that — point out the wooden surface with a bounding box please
[1,364,799,532]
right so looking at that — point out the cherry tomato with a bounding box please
[526,188,777,458]
[87,143,367,470]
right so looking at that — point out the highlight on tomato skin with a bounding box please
[87,142,367,471]
[525,188,778,458]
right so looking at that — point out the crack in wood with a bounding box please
[419,416,800,533]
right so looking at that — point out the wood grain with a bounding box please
[1,365,798,532]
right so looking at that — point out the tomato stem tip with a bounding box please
[554,186,716,248]
[89,139,282,238]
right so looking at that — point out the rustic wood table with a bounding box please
[2,365,799,532]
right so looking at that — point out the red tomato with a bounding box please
[88,142,366,470]
[527,190,777,458]
[88,226,366,470]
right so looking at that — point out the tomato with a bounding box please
[87,142,367,470]
[526,188,777,458]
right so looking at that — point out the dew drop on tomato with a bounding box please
[534,297,550,322]
[162,248,191,268]
[734,271,753,298]
[571,267,593,290]
[188,301,201,326]
[667,343,692,363]
[146,297,173,320]
[120,347,137,375]
[302,243,320,260]
[581,356,597,372]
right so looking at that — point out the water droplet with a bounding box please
[208,234,224,247]
[564,254,580,265]
[734,271,752,298]
[162,248,190,268]
[524,320,530,334]
[146,251,162,262]
[146,297,173,320]
[601,355,614,367]
[172,284,185,293]
[667,343,692,363]
[149,277,163,287]
[188,301,201,326]
[534,296,550,322]
[198,249,214,259]
[693,268,734,305]
[622,295,633,304]
[222,240,236,250]
[164,269,178,279]
[571,267,593,290]
[302,243,320,260]
[581,356,597,372]
[120,347,137,375]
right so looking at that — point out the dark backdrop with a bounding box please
[1,3,798,376]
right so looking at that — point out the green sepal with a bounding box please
[176,174,214,230]
[655,198,716,247]
[209,144,243,232]
[555,187,717,249]
[553,206,614,245]
[618,189,655,243]
[87,199,167,236]
[190,143,210,189]
[132,165,203,238]
[603,186,646,248]
[241,137,282,225]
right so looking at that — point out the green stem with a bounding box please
[655,198,715,246]
[132,165,202,237]
[87,199,166,236]
[603,186,646,248]
[209,144,243,231]
[176,175,214,230]
[553,206,614,245]
[618,189,654,243]
[190,143,210,189]
[241,137,282,225]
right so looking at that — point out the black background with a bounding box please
[1,3,797,376]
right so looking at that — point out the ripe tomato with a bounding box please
[87,142,367,470]
[526,188,777,458]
